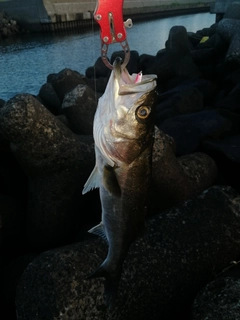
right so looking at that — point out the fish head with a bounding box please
[94,57,158,166]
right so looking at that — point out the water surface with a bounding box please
[0,13,215,101]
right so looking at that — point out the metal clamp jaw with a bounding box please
[94,0,132,69]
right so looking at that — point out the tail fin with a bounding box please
[87,264,122,308]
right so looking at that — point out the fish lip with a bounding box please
[113,57,123,77]
[112,57,157,89]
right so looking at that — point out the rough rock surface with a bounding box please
[151,127,218,211]
[145,25,201,84]
[0,94,95,248]
[0,11,26,38]
[15,186,240,320]
[191,277,240,320]
[62,84,97,134]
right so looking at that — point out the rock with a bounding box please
[145,26,201,85]
[187,31,203,47]
[0,94,95,249]
[86,56,111,78]
[158,110,232,156]
[155,87,203,123]
[203,134,240,163]
[224,1,240,20]
[0,254,37,320]
[139,53,156,74]
[217,18,240,66]
[0,194,22,252]
[191,277,240,320]
[0,99,5,108]
[15,185,240,320]
[156,78,216,106]
[151,127,218,211]
[202,135,240,191]
[0,11,24,38]
[62,84,97,134]
[111,50,140,74]
[38,82,62,116]
[196,25,217,38]
[85,76,109,94]
[215,82,240,113]
[0,136,28,208]
[0,211,2,252]
[48,68,87,102]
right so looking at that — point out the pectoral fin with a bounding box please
[82,166,101,195]
[103,165,121,197]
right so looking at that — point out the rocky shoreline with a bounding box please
[0,11,27,38]
[1,2,240,320]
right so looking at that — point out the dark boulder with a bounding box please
[0,94,95,249]
[86,56,111,78]
[145,26,201,85]
[151,127,218,211]
[155,87,203,123]
[217,18,240,66]
[203,134,240,163]
[202,135,240,190]
[48,68,87,102]
[191,276,240,320]
[38,82,62,116]
[15,185,240,320]
[111,50,140,74]
[215,82,240,113]
[158,109,232,156]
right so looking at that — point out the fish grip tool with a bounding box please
[94,0,132,69]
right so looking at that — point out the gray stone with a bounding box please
[62,84,97,135]
[15,185,240,320]
[217,18,240,64]
[145,26,201,82]
[49,68,87,102]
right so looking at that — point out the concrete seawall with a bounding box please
[0,0,215,31]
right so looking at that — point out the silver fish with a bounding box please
[82,57,157,306]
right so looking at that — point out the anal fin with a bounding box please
[88,222,108,242]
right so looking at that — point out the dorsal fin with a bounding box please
[88,222,108,242]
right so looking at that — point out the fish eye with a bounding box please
[137,106,150,119]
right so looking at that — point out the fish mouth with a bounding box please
[113,57,157,95]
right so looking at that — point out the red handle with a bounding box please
[94,0,127,44]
